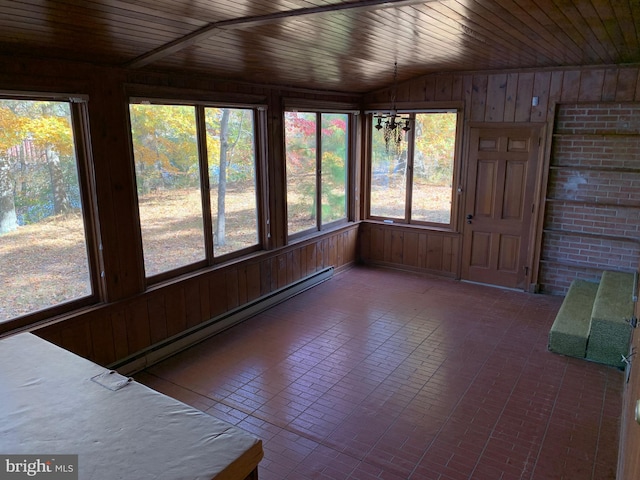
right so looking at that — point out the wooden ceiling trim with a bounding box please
[126,0,435,68]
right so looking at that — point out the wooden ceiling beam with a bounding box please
[126,0,433,68]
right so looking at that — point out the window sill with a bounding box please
[362,219,459,234]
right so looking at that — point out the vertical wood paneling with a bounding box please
[336,232,344,265]
[236,265,249,304]
[561,70,582,102]
[276,253,288,289]
[165,287,187,336]
[383,229,393,261]
[417,233,428,268]
[444,236,459,273]
[371,226,384,259]
[184,280,202,328]
[126,301,150,353]
[514,73,534,122]
[435,74,453,101]
[294,248,303,282]
[549,70,564,105]
[391,230,404,263]
[358,226,370,261]
[246,263,261,301]
[111,310,129,359]
[485,74,507,122]
[61,321,93,360]
[199,277,210,322]
[147,293,168,345]
[530,72,552,122]
[90,313,116,366]
[260,257,272,296]
[305,243,317,275]
[503,73,519,122]
[403,231,419,266]
[226,269,240,309]
[602,68,619,101]
[471,75,488,121]
[426,235,444,271]
[358,223,461,277]
[578,69,606,101]
[328,236,338,267]
[616,67,639,101]
[423,76,437,101]
[451,75,464,101]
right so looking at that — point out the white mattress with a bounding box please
[0,333,263,480]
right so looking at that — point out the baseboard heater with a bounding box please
[111,267,334,376]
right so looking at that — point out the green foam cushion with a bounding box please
[548,279,598,358]
[586,271,634,367]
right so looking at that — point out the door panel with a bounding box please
[461,126,540,289]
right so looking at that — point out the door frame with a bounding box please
[458,122,548,292]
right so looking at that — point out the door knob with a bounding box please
[466,214,473,219]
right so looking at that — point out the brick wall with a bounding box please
[539,103,640,294]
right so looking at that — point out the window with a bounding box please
[130,102,262,280]
[285,111,349,237]
[0,96,97,326]
[369,110,459,227]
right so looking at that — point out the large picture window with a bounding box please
[285,111,349,237]
[130,101,262,280]
[0,96,97,326]
[369,110,459,227]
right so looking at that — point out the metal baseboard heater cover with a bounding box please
[112,267,334,375]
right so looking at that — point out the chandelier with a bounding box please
[373,61,411,154]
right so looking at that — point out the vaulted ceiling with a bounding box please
[2,0,639,93]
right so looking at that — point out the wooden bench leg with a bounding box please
[243,467,259,480]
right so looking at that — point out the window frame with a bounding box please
[283,107,355,241]
[0,91,103,334]
[128,96,269,284]
[366,106,463,231]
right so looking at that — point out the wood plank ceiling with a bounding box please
[1,0,639,93]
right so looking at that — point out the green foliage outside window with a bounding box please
[285,111,348,236]
[370,111,457,225]
[0,99,92,322]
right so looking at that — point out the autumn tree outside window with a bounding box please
[129,101,262,281]
[0,95,98,326]
[284,111,350,238]
[369,110,460,228]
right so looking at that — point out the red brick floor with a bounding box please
[136,266,622,480]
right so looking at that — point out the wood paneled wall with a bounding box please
[37,226,358,367]
[5,56,640,368]
[0,55,362,365]
[362,65,640,285]
[358,223,459,277]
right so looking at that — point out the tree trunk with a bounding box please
[0,156,18,234]
[215,108,230,247]
[46,147,71,214]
